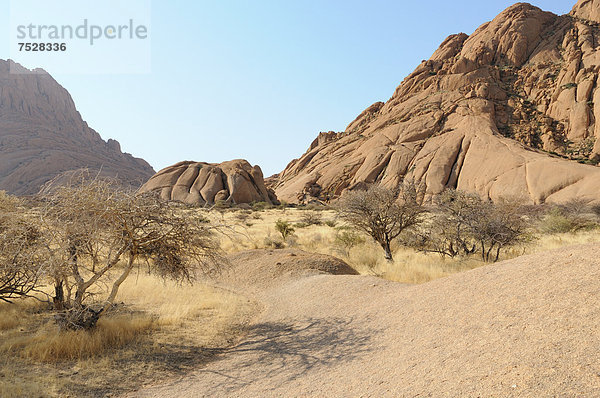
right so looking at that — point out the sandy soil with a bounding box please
[128,245,600,397]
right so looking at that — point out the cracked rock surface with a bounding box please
[274,0,600,204]
[139,159,279,206]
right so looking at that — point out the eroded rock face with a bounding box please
[139,159,279,206]
[0,60,155,195]
[274,1,600,205]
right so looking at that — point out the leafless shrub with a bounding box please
[299,211,323,226]
[473,196,532,262]
[39,172,222,329]
[406,190,480,258]
[0,194,48,303]
[409,190,532,262]
[336,184,426,261]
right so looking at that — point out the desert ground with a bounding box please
[129,243,600,397]
[3,206,600,397]
[6,1,600,397]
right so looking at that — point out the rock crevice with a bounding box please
[139,159,279,206]
[273,1,600,204]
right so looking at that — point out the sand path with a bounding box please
[129,245,600,397]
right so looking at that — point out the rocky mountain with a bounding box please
[139,159,278,206]
[274,0,600,205]
[0,60,154,195]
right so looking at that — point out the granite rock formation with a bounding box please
[274,1,600,205]
[139,159,278,206]
[0,60,154,195]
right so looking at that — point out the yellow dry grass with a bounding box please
[2,206,598,397]
[0,272,256,397]
[3,312,153,362]
[212,208,600,284]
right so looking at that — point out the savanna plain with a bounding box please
[2,192,599,397]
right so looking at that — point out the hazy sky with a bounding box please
[0,0,573,176]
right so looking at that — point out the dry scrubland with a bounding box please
[0,274,256,397]
[210,206,600,284]
[3,201,600,397]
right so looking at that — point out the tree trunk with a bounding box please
[382,240,393,261]
[485,244,495,262]
[73,287,85,309]
[494,246,501,262]
[53,280,65,310]
[100,254,135,316]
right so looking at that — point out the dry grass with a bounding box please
[4,314,153,362]
[117,272,257,346]
[212,208,600,284]
[3,207,599,396]
[0,272,256,397]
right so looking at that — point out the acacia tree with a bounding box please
[408,190,481,258]
[0,194,48,303]
[471,197,531,262]
[337,184,425,261]
[409,189,531,262]
[41,174,221,329]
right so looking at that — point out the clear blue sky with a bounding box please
[0,0,573,176]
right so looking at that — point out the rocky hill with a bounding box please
[274,0,600,204]
[0,60,154,195]
[139,159,278,206]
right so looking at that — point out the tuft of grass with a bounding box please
[0,368,52,398]
[343,242,483,283]
[0,272,256,397]
[3,314,153,362]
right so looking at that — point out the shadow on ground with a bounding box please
[194,316,379,393]
[64,315,376,397]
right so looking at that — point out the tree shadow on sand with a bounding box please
[197,316,379,393]
[77,316,377,396]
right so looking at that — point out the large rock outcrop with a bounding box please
[274,1,600,205]
[139,159,278,206]
[0,60,155,195]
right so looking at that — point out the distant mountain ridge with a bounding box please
[273,0,600,205]
[0,59,154,195]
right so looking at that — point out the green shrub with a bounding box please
[234,212,250,222]
[538,206,597,234]
[334,230,365,256]
[539,209,577,234]
[251,201,271,212]
[214,200,230,210]
[299,203,328,211]
[299,211,322,226]
[275,219,295,240]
